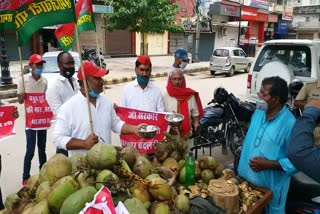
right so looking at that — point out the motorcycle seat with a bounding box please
[290,172,320,198]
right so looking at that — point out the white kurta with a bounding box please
[46,75,79,115]
[120,79,165,112]
[52,92,125,156]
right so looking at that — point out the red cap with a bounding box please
[29,54,46,64]
[137,55,151,65]
[77,61,109,80]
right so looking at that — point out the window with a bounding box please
[253,45,311,77]
[233,50,240,56]
[239,50,246,57]
[213,49,229,57]
[306,17,310,22]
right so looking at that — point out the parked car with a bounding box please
[209,47,253,77]
[246,39,320,103]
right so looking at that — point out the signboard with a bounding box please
[249,0,269,10]
[274,4,284,12]
[282,6,293,21]
[268,14,278,22]
[93,5,113,14]
[0,106,15,140]
[209,2,240,17]
[276,19,289,35]
[241,6,267,22]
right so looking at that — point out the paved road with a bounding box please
[0,70,248,199]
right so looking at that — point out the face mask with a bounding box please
[64,67,75,78]
[179,61,188,69]
[87,81,99,98]
[137,75,149,85]
[34,68,43,76]
[256,99,268,112]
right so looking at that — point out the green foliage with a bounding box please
[103,0,184,33]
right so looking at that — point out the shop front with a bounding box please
[264,13,278,41]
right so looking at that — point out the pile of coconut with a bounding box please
[1,133,264,214]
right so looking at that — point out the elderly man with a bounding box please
[238,76,297,214]
[18,54,48,186]
[163,68,203,139]
[120,55,164,112]
[46,51,79,156]
[53,62,144,156]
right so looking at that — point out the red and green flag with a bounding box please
[15,0,76,46]
[54,23,76,51]
[75,0,96,33]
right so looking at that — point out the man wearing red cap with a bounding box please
[120,55,164,112]
[17,54,48,186]
[52,62,144,157]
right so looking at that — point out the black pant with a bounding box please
[56,148,68,157]
[23,130,47,181]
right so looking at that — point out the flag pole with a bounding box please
[75,26,94,134]
[95,32,102,69]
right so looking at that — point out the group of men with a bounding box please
[2,47,320,213]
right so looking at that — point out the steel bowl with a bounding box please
[165,113,184,127]
[138,125,159,139]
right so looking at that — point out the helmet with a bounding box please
[214,87,229,104]
[174,48,189,62]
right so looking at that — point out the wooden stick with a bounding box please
[75,26,94,134]
[95,32,103,69]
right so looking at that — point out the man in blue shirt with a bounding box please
[288,99,320,182]
[238,76,297,214]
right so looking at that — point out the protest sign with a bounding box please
[0,106,15,140]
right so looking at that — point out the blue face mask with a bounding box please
[137,75,149,85]
[87,81,99,98]
[34,68,43,76]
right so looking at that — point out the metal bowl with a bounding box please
[165,113,184,127]
[138,125,159,139]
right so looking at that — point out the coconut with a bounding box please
[162,158,178,172]
[201,169,215,184]
[179,167,186,184]
[132,188,151,209]
[195,161,202,180]
[112,192,131,206]
[47,176,79,211]
[213,163,224,178]
[26,174,39,190]
[120,159,132,173]
[120,145,139,167]
[4,193,21,211]
[198,156,216,170]
[39,163,49,184]
[30,200,50,214]
[145,173,160,180]
[60,186,97,214]
[178,160,185,172]
[69,153,88,172]
[148,177,173,201]
[155,143,171,162]
[151,157,161,168]
[150,201,170,214]
[21,202,35,214]
[96,169,119,190]
[46,154,72,185]
[35,181,51,202]
[132,156,153,179]
[169,151,182,162]
[86,143,118,170]
[175,194,190,213]
[123,198,148,214]
[77,171,95,188]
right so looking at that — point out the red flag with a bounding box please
[54,23,76,51]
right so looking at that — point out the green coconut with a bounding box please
[86,143,118,170]
[123,198,148,214]
[198,156,216,170]
[133,156,153,179]
[201,169,215,184]
[4,193,21,211]
[112,192,131,207]
[35,181,51,202]
[77,171,95,188]
[47,176,79,212]
[145,173,160,180]
[69,153,88,173]
[30,200,50,214]
[60,186,97,214]
[96,169,119,190]
[46,154,72,185]
[150,201,170,214]
[39,163,49,183]
[26,174,39,190]
[175,194,190,213]
[148,177,173,201]
[178,160,185,172]
[120,145,139,167]
[162,158,178,172]
[21,202,35,214]
[132,188,151,208]
[179,167,186,184]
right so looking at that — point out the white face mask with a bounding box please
[179,61,188,69]
[256,99,268,112]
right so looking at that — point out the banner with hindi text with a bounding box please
[0,106,16,140]
[116,107,168,154]
[25,93,54,129]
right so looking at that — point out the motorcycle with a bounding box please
[287,79,304,118]
[82,47,106,69]
[193,87,255,168]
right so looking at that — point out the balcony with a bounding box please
[294,21,320,29]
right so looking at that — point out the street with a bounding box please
[0,70,248,199]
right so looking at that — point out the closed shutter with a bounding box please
[169,33,186,54]
[5,31,31,60]
[106,30,132,55]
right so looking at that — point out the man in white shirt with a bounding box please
[171,48,190,72]
[53,61,144,157]
[17,54,48,186]
[46,52,79,156]
[120,55,164,112]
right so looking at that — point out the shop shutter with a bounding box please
[106,30,132,55]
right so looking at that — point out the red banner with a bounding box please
[116,107,169,154]
[25,93,54,129]
[0,106,15,140]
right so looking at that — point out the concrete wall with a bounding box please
[135,32,169,55]
[214,27,238,48]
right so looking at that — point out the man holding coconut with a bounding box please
[52,62,145,157]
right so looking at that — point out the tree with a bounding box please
[103,0,184,54]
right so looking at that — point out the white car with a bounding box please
[246,39,320,103]
[209,47,253,76]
